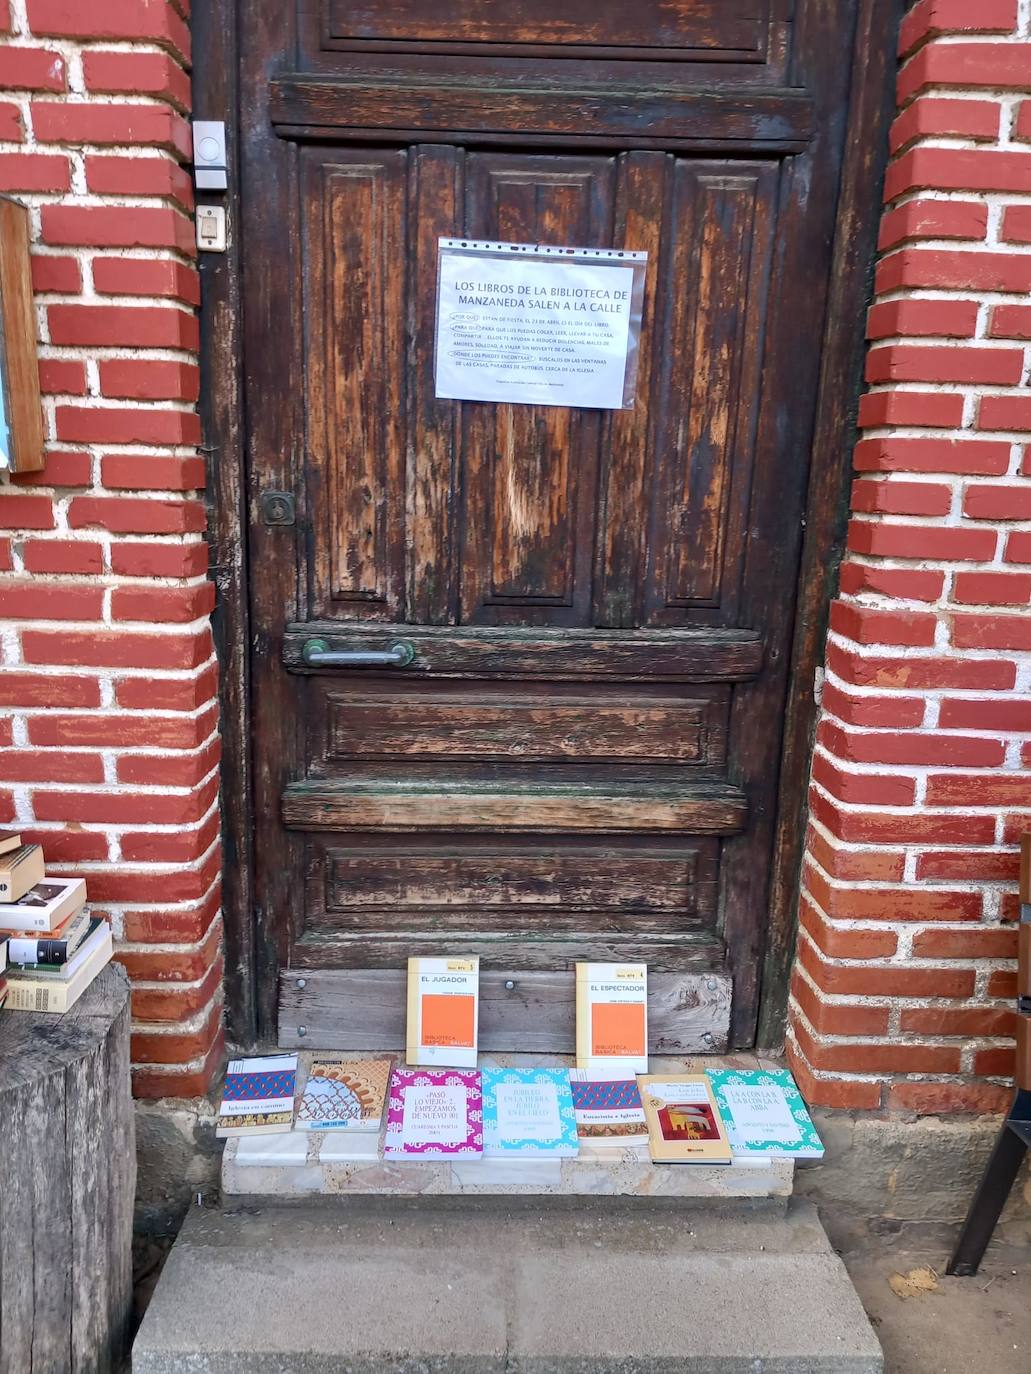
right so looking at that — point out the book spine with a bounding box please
[5,977,73,1013]
[7,935,70,966]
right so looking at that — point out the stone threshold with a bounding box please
[222,1051,795,1200]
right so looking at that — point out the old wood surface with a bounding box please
[0,965,134,1374]
[0,196,45,472]
[279,967,732,1053]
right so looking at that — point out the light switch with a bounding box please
[196,205,227,253]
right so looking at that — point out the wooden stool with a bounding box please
[947,833,1031,1276]
[0,962,135,1371]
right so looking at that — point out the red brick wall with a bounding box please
[0,0,223,1096]
[788,0,1031,1114]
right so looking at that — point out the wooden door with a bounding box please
[239,1,865,1049]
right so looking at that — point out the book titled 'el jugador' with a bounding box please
[406,956,479,1068]
[575,962,648,1077]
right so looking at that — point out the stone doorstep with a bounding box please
[221,1052,795,1202]
[132,1196,883,1373]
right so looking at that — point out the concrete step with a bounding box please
[132,1197,882,1373]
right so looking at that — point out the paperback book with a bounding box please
[706,1068,825,1161]
[384,1068,482,1159]
[0,831,22,857]
[406,955,479,1068]
[638,1074,733,1165]
[6,905,92,968]
[295,1057,393,1132]
[215,1055,298,1138]
[0,842,44,901]
[568,1070,649,1149]
[0,876,87,934]
[481,1067,579,1158]
[575,962,648,1076]
[4,920,113,1013]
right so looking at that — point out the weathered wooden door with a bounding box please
[239,1,865,1048]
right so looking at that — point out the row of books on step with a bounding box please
[217,1055,824,1166]
[0,831,111,1013]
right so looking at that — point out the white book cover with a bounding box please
[0,877,87,933]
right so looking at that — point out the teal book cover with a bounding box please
[481,1067,579,1158]
[706,1068,824,1160]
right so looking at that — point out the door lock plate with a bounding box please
[261,491,295,526]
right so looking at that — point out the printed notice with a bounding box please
[434,239,647,410]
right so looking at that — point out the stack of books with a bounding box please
[0,831,111,1013]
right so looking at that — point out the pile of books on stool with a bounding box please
[0,831,111,1013]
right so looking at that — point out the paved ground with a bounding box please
[834,1226,1030,1374]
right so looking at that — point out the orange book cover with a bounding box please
[406,956,479,1067]
[575,962,648,1076]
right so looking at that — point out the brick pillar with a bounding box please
[0,0,223,1096]
[788,0,1031,1115]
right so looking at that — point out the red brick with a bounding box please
[0,672,100,708]
[132,1031,225,1099]
[784,1044,883,1111]
[20,539,104,575]
[988,305,1031,341]
[89,850,221,904]
[131,995,224,1066]
[68,496,206,536]
[825,641,1016,692]
[121,812,220,864]
[793,1019,961,1075]
[866,297,979,341]
[805,864,982,924]
[109,541,208,578]
[99,360,200,403]
[48,305,198,351]
[82,50,191,112]
[0,749,104,783]
[1001,204,1031,245]
[830,601,937,647]
[911,926,1019,959]
[27,0,191,64]
[92,256,199,306]
[0,582,103,621]
[42,204,193,253]
[55,405,201,447]
[30,253,81,294]
[0,101,23,142]
[0,494,56,530]
[950,613,1031,651]
[820,681,925,729]
[30,102,191,159]
[809,787,998,846]
[115,671,218,713]
[868,341,1025,387]
[22,626,212,672]
[916,849,1021,882]
[1018,101,1031,143]
[857,390,966,430]
[132,960,225,1024]
[111,583,215,625]
[117,739,220,788]
[838,564,945,604]
[952,572,1031,606]
[805,827,907,882]
[29,710,216,750]
[791,975,890,1038]
[963,485,1031,521]
[877,250,1031,297]
[84,155,193,211]
[811,751,917,807]
[34,777,217,826]
[1007,532,1031,564]
[847,521,997,563]
[939,697,1031,731]
[897,42,1031,104]
[821,718,1005,769]
[978,395,1031,432]
[853,436,1009,476]
[36,358,87,396]
[987,969,1018,998]
[118,919,222,984]
[887,1080,1013,1114]
[878,199,988,251]
[850,478,952,516]
[10,450,92,489]
[122,887,222,946]
[18,827,110,862]
[798,939,977,999]
[898,0,1019,57]
[0,151,70,192]
[0,46,66,91]
[886,147,1031,202]
[0,538,10,572]
[798,900,899,960]
[972,1047,1015,1078]
[900,1006,1016,1037]
[889,97,1000,154]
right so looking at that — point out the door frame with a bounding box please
[193,0,904,1052]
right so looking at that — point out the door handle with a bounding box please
[301,637,416,669]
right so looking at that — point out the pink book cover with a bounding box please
[384,1068,483,1159]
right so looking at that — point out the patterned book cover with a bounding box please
[568,1071,648,1146]
[216,1054,297,1138]
[296,1057,393,1132]
[706,1068,824,1160]
[384,1068,482,1159]
[481,1067,579,1157]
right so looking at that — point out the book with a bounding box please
[6,917,108,983]
[568,1070,649,1149]
[5,905,92,968]
[383,1068,483,1159]
[481,1067,579,1158]
[215,1055,298,1138]
[706,1068,825,1161]
[0,831,22,857]
[295,1057,393,1132]
[0,876,87,934]
[638,1074,733,1165]
[575,962,648,1076]
[0,843,45,902]
[4,922,113,1013]
[406,955,479,1068]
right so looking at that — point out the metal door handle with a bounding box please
[301,638,416,668]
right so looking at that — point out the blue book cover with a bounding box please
[481,1067,579,1157]
[706,1068,824,1160]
